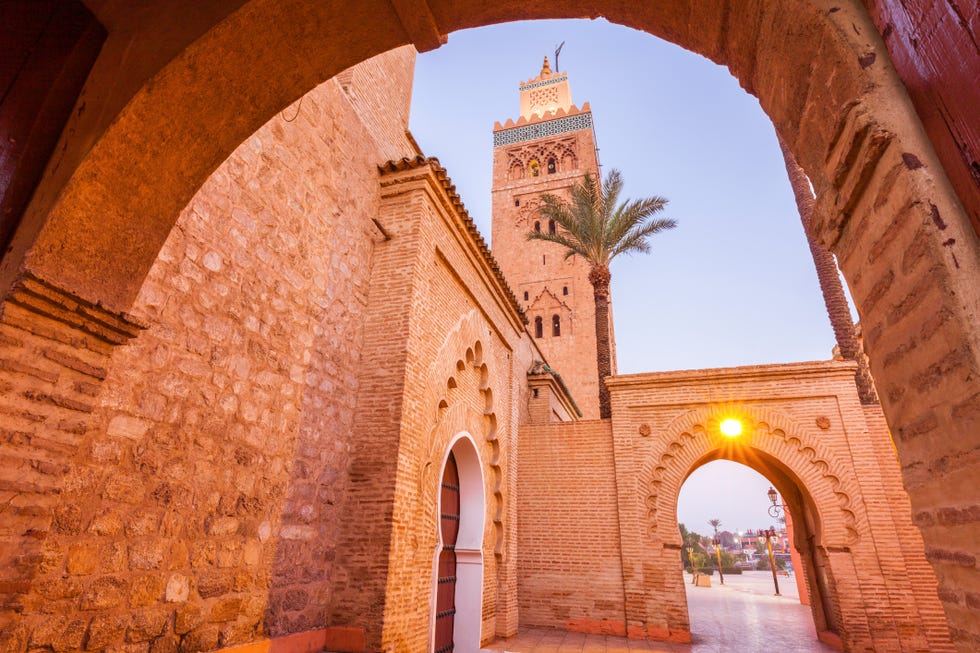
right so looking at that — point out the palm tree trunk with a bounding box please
[777,136,878,404]
[589,265,613,418]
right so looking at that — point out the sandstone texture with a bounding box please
[1,1,978,651]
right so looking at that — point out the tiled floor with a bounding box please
[486,571,836,653]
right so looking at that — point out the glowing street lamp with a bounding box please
[713,536,725,585]
[719,418,742,437]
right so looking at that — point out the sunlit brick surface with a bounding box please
[3,1,979,649]
[516,362,953,652]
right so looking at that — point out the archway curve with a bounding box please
[10,0,959,317]
[420,310,504,557]
[650,405,863,644]
[642,405,862,548]
[675,454,844,643]
[3,0,976,644]
[431,432,487,653]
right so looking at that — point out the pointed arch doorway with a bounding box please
[676,457,842,649]
[432,435,486,653]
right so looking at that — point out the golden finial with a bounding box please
[540,56,551,76]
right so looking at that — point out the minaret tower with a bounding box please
[491,57,614,420]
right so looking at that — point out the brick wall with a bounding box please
[0,46,418,651]
[514,361,953,651]
[329,158,535,651]
[516,420,626,633]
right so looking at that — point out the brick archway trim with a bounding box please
[1,0,977,645]
[640,405,861,548]
[421,310,503,557]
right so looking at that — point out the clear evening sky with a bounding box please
[408,19,854,534]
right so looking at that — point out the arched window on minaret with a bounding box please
[529,159,540,177]
[552,315,561,337]
[534,221,541,233]
[547,157,556,174]
[534,317,543,338]
[548,220,556,234]
[523,291,529,301]
[563,286,568,296]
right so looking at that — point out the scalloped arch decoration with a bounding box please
[422,310,505,557]
[641,405,861,547]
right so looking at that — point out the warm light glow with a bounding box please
[720,418,743,437]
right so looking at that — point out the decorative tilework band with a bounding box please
[519,75,568,91]
[493,113,593,147]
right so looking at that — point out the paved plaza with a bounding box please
[488,571,836,652]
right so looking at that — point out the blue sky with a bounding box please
[408,19,850,532]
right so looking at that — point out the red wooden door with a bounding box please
[435,452,460,653]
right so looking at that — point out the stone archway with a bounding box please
[645,407,861,648]
[606,365,955,652]
[676,456,844,645]
[5,1,971,318]
[0,0,977,648]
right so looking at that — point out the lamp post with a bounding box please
[758,527,781,596]
[713,537,725,585]
[685,546,696,584]
[767,486,784,519]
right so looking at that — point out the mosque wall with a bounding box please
[332,157,535,651]
[0,46,419,651]
[516,362,954,651]
[516,420,626,631]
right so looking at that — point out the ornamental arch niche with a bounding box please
[393,310,509,650]
[420,311,505,558]
[2,0,979,647]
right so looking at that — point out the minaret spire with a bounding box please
[540,55,551,76]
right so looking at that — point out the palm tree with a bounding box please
[528,169,675,418]
[708,518,725,583]
[776,136,878,404]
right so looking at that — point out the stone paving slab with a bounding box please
[487,571,836,653]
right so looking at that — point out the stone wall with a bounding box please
[0,45,536,653]
[0,46,418,651]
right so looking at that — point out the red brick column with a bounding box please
[327,187,425,650]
